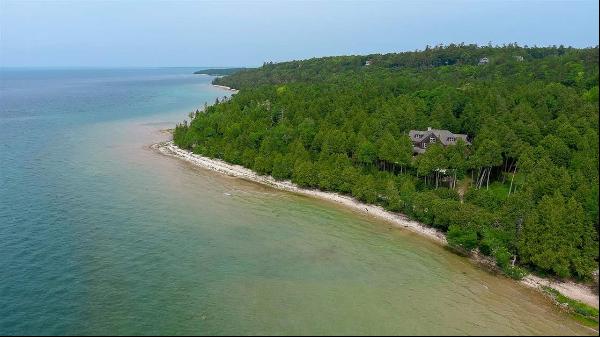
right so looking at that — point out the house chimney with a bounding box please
[427,127,432,131]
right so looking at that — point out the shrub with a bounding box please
[447,224,479,251]
[253,155,273,175]
[433,188,460,201]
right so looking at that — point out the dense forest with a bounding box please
[177,44,599,280]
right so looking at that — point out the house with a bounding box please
[514,55,524,62]
[478,57,489,65]
[408,127,470,154]
[365,60,373,66]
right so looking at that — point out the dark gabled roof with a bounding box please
[409,128,470,146]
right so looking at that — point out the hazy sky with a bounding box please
[1,0,598,67]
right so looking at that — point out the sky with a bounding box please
[0,0,598,67]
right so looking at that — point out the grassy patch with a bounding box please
[542,286,599,328]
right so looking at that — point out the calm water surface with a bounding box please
[0,68,594,335]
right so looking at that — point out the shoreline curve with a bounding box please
[152,140,599,310]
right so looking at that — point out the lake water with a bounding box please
[0,68,594,335]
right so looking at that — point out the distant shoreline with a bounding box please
[194,67,248,76]
[152,140,598,310]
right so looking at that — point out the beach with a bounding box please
[154,140,599,310]
[153,141,447,244]
[211,84,239,93]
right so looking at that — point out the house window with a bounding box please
[447,137,455,142]
[430,137,436,143]
[415,134,422,138]
[422,143,428,149]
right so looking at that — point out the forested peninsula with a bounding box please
[177,44,599,282]
[193,68,248,76]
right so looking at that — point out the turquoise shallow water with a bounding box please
[0,68,594,335]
